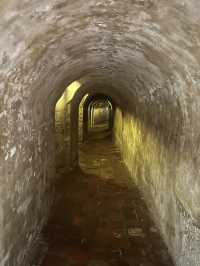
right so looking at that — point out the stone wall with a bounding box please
[1,0,200,265]
[55,90,71,170]
[113,107,200,266]
[0,94,55,265]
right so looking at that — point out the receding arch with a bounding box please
[1,1,200,265]
[82,94,115,141]
[69,87,119,168]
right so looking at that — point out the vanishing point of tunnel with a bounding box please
[1,1,200,265]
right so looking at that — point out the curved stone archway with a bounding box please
[87,99,113,132]
[1,1,200,265]
[82,94,115,141]
[69,88,118,168]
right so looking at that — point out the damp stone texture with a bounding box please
[113,106,200,266]
[55,90,71,170]
[1,0,200,265]
[55,81,81,171]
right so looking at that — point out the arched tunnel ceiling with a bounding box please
[49,74,128,109]
[1,0,200,135]
[1,2,200,264]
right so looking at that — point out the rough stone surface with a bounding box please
[40,139,173,266]
[113,107,200,266]
[1,0,200,265]
[55,89,71,170]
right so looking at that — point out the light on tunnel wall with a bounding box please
[66,81,81,102]
[55,93,66,111]
[55,80,81,111]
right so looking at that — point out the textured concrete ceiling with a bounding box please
[0,0,200,145]
[1,2,200,265]
[1,0,200,103]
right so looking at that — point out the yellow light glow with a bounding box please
[66,81,81,102]
[55,93,65,110]
[55,80,81,111]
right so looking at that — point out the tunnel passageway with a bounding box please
[2,1,200,265]
[86,98,113,140]
[40,138,173,266]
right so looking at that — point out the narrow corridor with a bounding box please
[40,139,173,266]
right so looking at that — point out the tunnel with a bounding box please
[86,96,113,139]
[1,0,200,265]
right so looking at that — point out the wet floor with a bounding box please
[40,138,174,266]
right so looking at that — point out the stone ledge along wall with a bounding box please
[1,0,200,265]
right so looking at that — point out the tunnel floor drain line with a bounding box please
[39,139,173,266]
